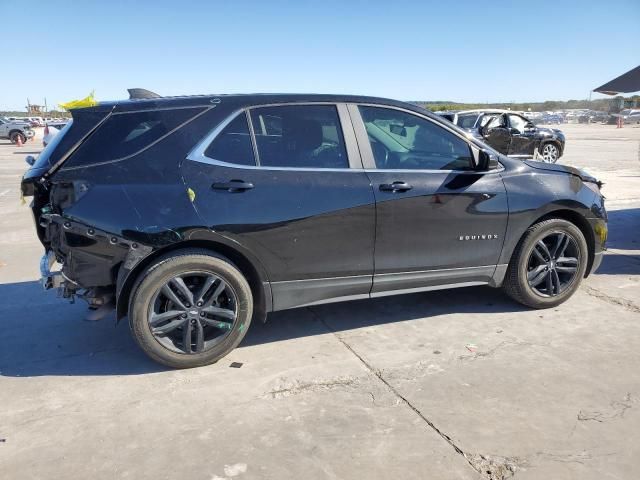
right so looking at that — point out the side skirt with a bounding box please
[271,265,508,311]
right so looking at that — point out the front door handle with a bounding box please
[212,180,254,192]
[379,181,412,192]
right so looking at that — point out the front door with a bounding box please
[349,105,508,294]
[181,103,375,310]
[507,113,537,157]
[481,113,511,154]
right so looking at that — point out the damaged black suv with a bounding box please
[21,90,607,368]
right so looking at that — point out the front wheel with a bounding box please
[541,143,560,163]
[10,132,26,144]
[129,249,253,368]
[503,219,588,308]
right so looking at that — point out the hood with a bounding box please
[523,160,600,184]
[537,127,563,137]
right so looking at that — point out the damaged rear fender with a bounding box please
[115,233,273,323]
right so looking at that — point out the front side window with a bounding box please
[484,114,506,129]
[359,106,473,170]
[204,113,255,166]
[507,114,529,133]
[249,105,348,168]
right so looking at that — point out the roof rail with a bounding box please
[127,88,162,100]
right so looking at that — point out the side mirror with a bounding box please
[473,149,491,171]
[478,125,489,137]
[25,155,35,166]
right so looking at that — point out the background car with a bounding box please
[42,120,69,147]
[0,116,36,144]
[452,110,565,162]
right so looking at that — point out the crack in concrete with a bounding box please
[583,286,640,314]
[577,393,634,423]
[536,450,616,465]
[307,307,524,480]
[263,377,360,399]
[458,340,548,362]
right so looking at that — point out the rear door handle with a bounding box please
[379,181,412,192]
[212,180,254,192]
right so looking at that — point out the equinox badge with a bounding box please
[459,234,499,241]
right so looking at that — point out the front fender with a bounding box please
[499,168,602,266]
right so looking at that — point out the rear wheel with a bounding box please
[503,219,588,308]
[10,132,26,144]
[129,249,253,368]
[541,143,560,163]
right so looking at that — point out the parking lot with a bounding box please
[0,124,638,479]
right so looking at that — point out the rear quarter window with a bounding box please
[64,107,205,167]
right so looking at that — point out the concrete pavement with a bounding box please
[0,124,638,480]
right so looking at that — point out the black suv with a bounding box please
[21,92,606,368]
[453,110,566,163]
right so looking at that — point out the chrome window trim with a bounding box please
[186,103,364,172]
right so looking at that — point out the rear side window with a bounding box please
[249,105,348,168]
[71,107,204,164]
[204,113,256,166]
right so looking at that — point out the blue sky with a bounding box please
[1,0,638,110]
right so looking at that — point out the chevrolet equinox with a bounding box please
[21,91,608,368]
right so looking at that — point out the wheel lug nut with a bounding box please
[197,301,203,307]
[200,312,205,317]
[191,319,196,325]
[185,303,190,308]
[181,313,187,319]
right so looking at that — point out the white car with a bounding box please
[43,121,69,147]
[620,109,640,125]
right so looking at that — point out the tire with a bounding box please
[503,219,588,309]
[540,142,560,163]
[128,249,253,368]
[10,132,26,144]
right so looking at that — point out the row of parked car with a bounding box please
[0,116,69,145]
[5,116,68,128]
[435,109,566,163]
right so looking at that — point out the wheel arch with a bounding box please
[541,139,563,156]
[512,209,595,277]
[116,239,272,323]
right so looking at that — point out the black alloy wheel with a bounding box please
[525,231,580,297]
[129,250,253,368]
[148,271,238,354]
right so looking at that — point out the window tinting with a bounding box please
[71,107,204,164]
[359,106,473,170]
[204,113,255,166]
[250,105,348,168]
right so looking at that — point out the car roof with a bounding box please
[82,93,428,115]
[456,109,515,115]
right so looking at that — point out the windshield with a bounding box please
[32,120,73,170]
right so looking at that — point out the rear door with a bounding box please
[182,103,376,310]
[348,104,508,294]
